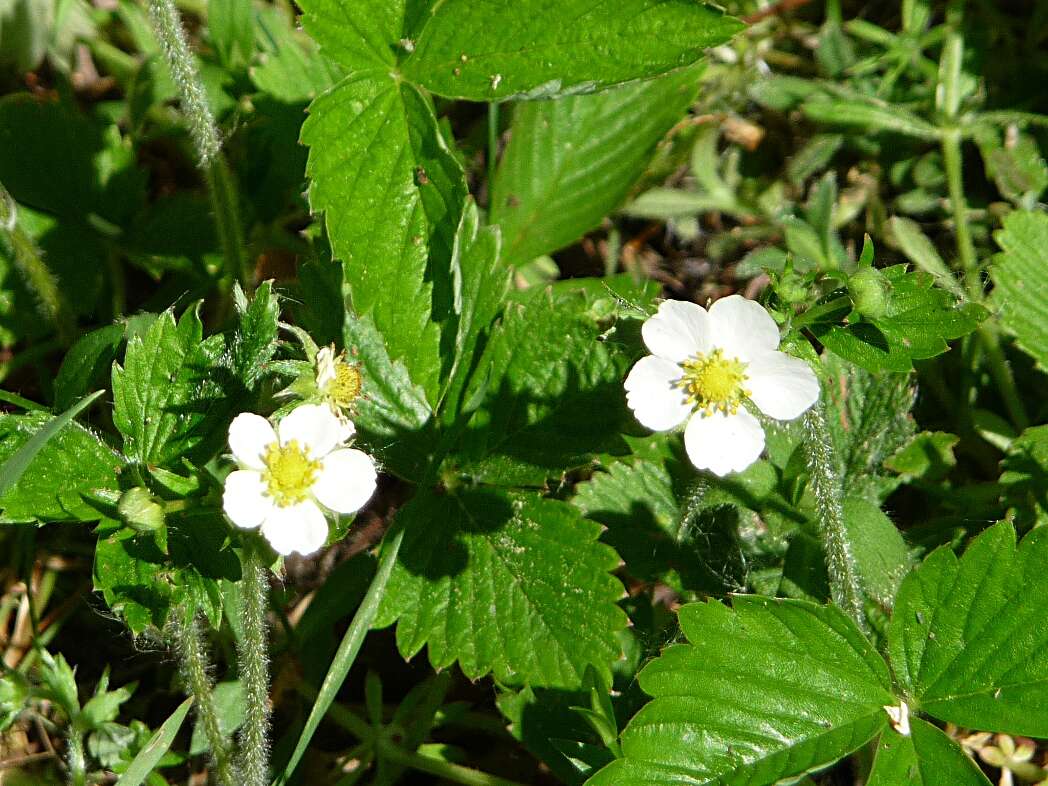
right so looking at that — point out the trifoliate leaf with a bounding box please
[0,412,122,523]
[491,66,702,266]
[302,69,468,402]
[809,266,988,372]
[587,597,894,785]
[447,284,638,486]
[399,1,742,101]
[888,523,1048,736]
[867,722,992,786]
[990,210,1048,370]
[377,488,626,689]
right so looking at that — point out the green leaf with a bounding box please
[811,267,988,373]
[93,523,174,635]
[209,0,254,68]
[53,325,125,411]
[302,69,468,401]
[573,456,745,595]
[885,431,959,482]
[490,67,701,266]
[399,1,742,101]
[250,6,341,103]
[439,199,510,422]
[115,697,193,786]
[113,306,221,466]
[1000,424,1048,528]
[377,488,626,689]
[296,0,415,71]
[888,523,1048,736]
[841,496,909,609]
[990,210,1048,370]
[342,309,437,482]
[0,393,122,523]
[587,598,893,785]
[803,99,941,140]
[821,352,916,502]
[867,721,991,786]
[888,216,964,297]
[231,280,280,389]
[449,285,637,486]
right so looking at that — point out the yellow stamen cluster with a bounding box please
[262,439,320,507]
[325,363,362,409]
[678,348,750,415]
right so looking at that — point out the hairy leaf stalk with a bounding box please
[171,612,238,786]
[145,0,250,288]
[0,183,75,345]
[238,546,272,786]
[66,730,86,786]
[803,403,869,634]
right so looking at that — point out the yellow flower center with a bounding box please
[262,439,320,507]
[679,348,750,415]
[323,363,362,409]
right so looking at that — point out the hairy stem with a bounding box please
[171,612,238,786]
[238,544,272,786]
[145,0,250,289]
[0,184,76,345]
[66,729,86,786]
[803,403,869,634]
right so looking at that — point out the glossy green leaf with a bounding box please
[990,210,1048,370]
[115,697,194,786]
[448,285,638,486]
[867,721,991,786]
[490,67,701,266]
[302,69,468,402]
[587,597,894,785]
[0,393,122,523]
[889,523,1048,736]
[400,1,742,101]
[377,488,626,689]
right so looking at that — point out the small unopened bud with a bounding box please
[118,487,166,533]
[848,266,891,319]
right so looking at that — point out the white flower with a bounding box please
[624,295,819,477]
[222,404,377,556]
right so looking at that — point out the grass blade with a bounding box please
[116,697,193,786]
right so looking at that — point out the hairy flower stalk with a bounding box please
[803,403,869,634]
[0,183,75,345]
[170,612,238,786]
[238,544,272,786]
[145,0,250,288]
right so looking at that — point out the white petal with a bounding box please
[278,403,344,458]
[708,295,781,361]
[222,470,274,530]
[683,409,765,477]
[228,413,277,470]
[260,500,329,556]
[315,346,337,388]
[746,351,820,421]
[624,356,692,432]
[335,415,357,443]
[313,448,377,514]
[641,300,712,362]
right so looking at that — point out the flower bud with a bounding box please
[847,266,891,319]
[117,487,166,533]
